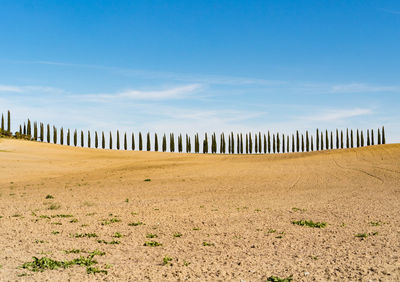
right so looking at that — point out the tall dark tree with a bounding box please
[34,122,38,141]
[81,130,84,147]
[361,131,364,147]
[170,133,175,152]
[377,128,381,145]
[320,132,323,150]
[162,134,167,152]
[282,134,286,153]
[109,131,113,149]
[231,132,234,154]
[336,129,339,149]
[346,129,350,148]
[117,130,120,150]
[53,126,57,144]
[7,110,11,133]
[272,134,276,154]
[382,126,386,144]
[350,130,354,148]
[276,133,280,153]
[95,131,98,148]
[240,133,243,154]
[306,131,309,152]
[296,131,300,152]
[340,130,344,149]
[203,133,208,153]
[330,131,333,150]
[287,135,289,153]
[102,132,105,149]
[23,123,26,135]
[258,132,262,153]
[228,135,231,154]
[178,134,183,153]
[146,132,150,151]
[268,131,271,153]
[254,134,258,153]
[74,129,77,146]
[124,132,127,150]
[60,127,64,145]
[27,119,31,136]
[131,133,135,150]
[367,130,370,146]
[249,133,253,154]
[155,133,158,152]
[263,134,267,154]
[47,124,50,143]
[371,129,374,145]
[237,134,240,154]
[310,135,314,151]
[19,125,22,135]
[67,129,70,146]
[195,134,199,153]
[40,123,44,142]
[246,134,249,154]
[316,129,319,151]
[291,134,295,153]
[139,132,143,151]
[356,129,360,147]
[301,134,304,152]
[1,114,4,132]
[325,130,329,150]
[88,130,91,148]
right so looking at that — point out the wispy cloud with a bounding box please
[0,84,64,94]
[0,85,23,93]
[380,8,400,15]
[303,108,372,122]
[81,84,203,101]
[330,83,399,93]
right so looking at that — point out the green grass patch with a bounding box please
[128,221,143,226]
[143,241,162,247]
[202,241,214,246]
[101,218,121,225]
[48,203,61,210]
[144,179,151,182]
[163,256,172,265]
[113,232,123,238]
[97,240,120,245]
[72,233,98,238]
[173,232,182,238]
[45,195,54,199]
[146,233,158,238]
[267,275,293,282]
[292,220,327,228]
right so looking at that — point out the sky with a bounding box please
[0,0,399,143]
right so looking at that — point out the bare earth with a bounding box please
[0,138,399,281]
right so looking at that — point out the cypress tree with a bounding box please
[95,131,98,148]
[361,131,364,147]
[231,132,234,154]
[240,133,243,154]
[311,135,314,151]
[53,126,57,144]
[40,123,44,142]
[162,134,167,152]
[60,127,64,145]
[255,134,258,153]
[316,129,319,151]
[46,124,50,143]
[203,133,208,153]
[249,133,253,154]
[356,129,360,147]
[268,131,271,153]
[139,132,143,151]
[350,130,354,148]
[371,129,374,145]
[382,126,385,144]
[81,130,84,147]
[102,132,105,149]
[109,131,113,149]
[272,134,276,154]
[377,128,381,145]
[282,134,285,153]
[340,130,344,149]
[155,133,158,152]
[179,134,183,152]
[188,135,192,153]
[74,130,77,146]
[88,131,91,148]
[287,135,289,153]
[19,125,22,135]
[132,133,135,150]
[228,135,231,154]
[27,119,31,136]
[124,132,127,150]
[146,132,150,151]
[336,129,339,149]
[236,134,239,154]
[117,130,120,150]
[246,134,249,154]
[258,132,262,153]
[169,133,174,152]
[23,123,26,135]
[306,131,309,152]
[367,130,370,146]
[320,132,323,150]
[276,133,280,153]
[7,110,11,133]
[325,130,329,150]
[263,134,267,154]
[330,131,333,150]
[301,134,304,152]
[34,122,38,141]
[291,134,295,153]
[67,129,70,145]
[296,131,300,152]
[1,114,4,132]
[346,129,349,148]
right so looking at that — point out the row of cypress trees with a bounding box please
[1,110,388,154]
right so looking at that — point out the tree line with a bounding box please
[1,110,387,154]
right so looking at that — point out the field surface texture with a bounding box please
[0,139,399,281]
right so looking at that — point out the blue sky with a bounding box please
[1,0,399,143]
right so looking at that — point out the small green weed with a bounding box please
[370,221,383,226]
[146,233,158,238]
[51,231,60,235]
[202,241,214,246]
[48,203,61,210]
[266,275,293,282]
[45,195,54,199]
[51,214,73,218]
[101,218,121,225]
[292,220,327,228]
[97,240,120,245]
[144,179,151,182]
[163,256,172,265]
[143,241,162,247]
[113,232,123,238]
[128,221,143,226]
[72,233,98,238]
[173,232,182,238]
[87,267,108,274]
[69,218,78,223]
[64,249,82,254]
[267,229,276,233]
[193,227,200,231]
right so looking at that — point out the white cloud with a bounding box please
[303,108,372,122]
[330,83,399,93]
[81,84,203,101]
[0,84,64,94]
[0,85,23,93]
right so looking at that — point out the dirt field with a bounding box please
[0,138,399,281]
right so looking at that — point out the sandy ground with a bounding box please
[0,138,399,281]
